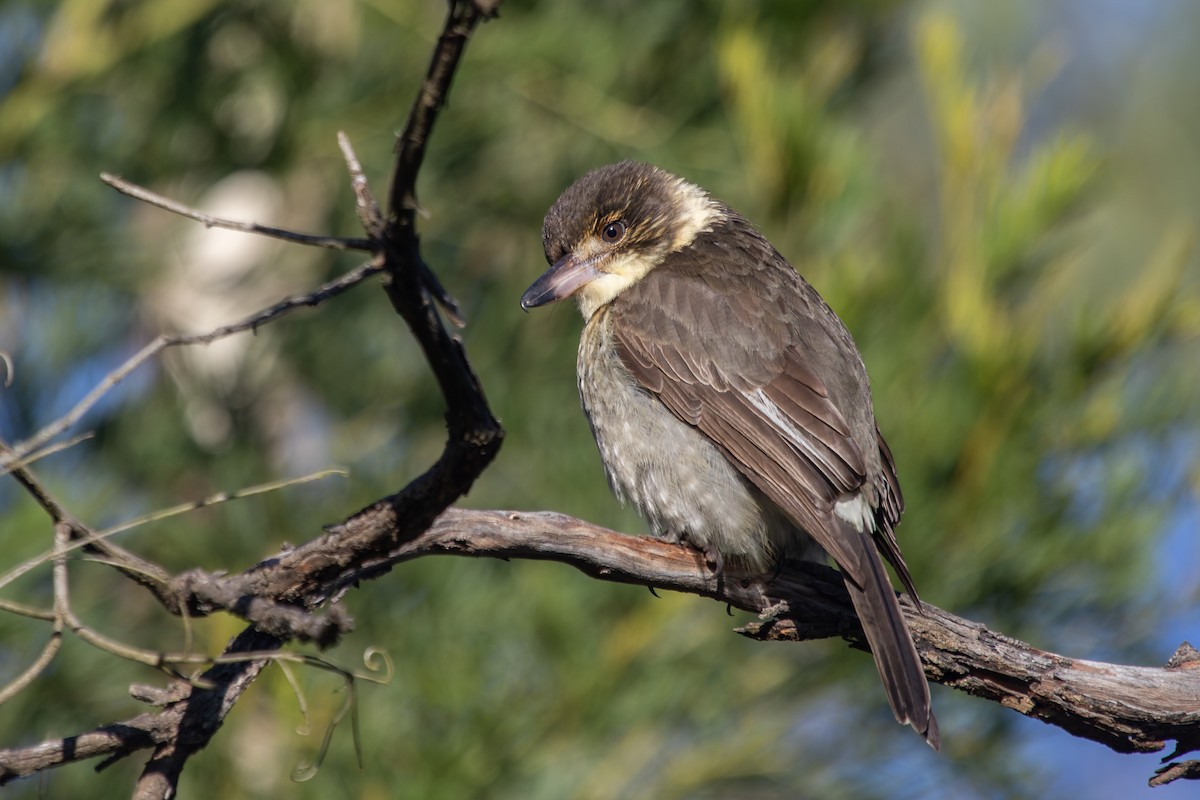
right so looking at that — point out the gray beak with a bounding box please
[520,252,603,310]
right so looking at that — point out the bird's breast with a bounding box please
[577,309,809,571]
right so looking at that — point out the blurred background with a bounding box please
[1,0,1198,797]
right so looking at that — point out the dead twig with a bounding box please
[100,173,374,253]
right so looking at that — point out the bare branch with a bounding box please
[0,1,508,791]
[132,628,280,800]
[0,439,177,613]
[174,259,387,346]
[18,477,1182,785]
[0,717,161,783]
[338,131,385,240]
[100,172,374,252]
[388,0,497,222]
[1,339,165,472]
[388,508,1200,787]
[0,440,72,522]
[381,0,486,332]
[0,441,170,615]
[0,433,94,478]
[0,525,70,708]
[172,573,354,648]
[2,261,382,472]
[97,495,1200,777]
[0,597,56,622]
[97,469,348,539]
[3,506,1196,789]
[0,633,61,706]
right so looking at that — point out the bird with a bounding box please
[520,160,938,749]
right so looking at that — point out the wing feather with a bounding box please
[604,219,935,745]
[610,257,875,582]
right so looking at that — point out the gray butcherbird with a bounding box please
[521,160,938,749]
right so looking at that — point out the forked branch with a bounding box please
[0,2,504,798]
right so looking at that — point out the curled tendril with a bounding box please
[290,674,350,783]
[278,660,312,737]
[360,647,393,684]
[283,651,377,782]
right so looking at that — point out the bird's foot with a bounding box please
[704,546,726,577]
[675,531,724,577]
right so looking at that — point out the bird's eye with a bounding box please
[601,220,627,244]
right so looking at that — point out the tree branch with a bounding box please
[131,628,280,800]
[396,509,1200,788]
[0,632,285,794]
[120,1,505,795]
[100,173,374,252]
[3,507,1196,789]
[388,0,499,222]
[0,2,504,797]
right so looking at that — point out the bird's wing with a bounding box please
[873,423,919,600]
[609,262,874,578]
[610,260,938,747]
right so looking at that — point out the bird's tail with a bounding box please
[838,519,940,751]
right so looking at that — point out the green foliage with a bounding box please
[1,1,1197,798]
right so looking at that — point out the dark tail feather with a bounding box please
[839,520,940,751]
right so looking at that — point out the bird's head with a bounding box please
[521,161,722,319]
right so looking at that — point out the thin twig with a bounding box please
[0,442,169,619]
[100,173,374,252]
[3,261,383,469]
[338,131,384,240]
[0,597,56,622]
[0,522,66,707]
[98,468,348,538]
[0,440,71,522]
[45,519,202,674]
[0,519,169,598]
[0,632,62,706]
[338,125,465,325]
[418,256,467,328]
[340,128,465,327]
[171,258,386,346]
[0,438,175,612]
[1,340,163,470]
[1,457,344,631]
[278,660,312,735]
[0,433,94,478]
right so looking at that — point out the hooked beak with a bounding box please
[520,252,603,310]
